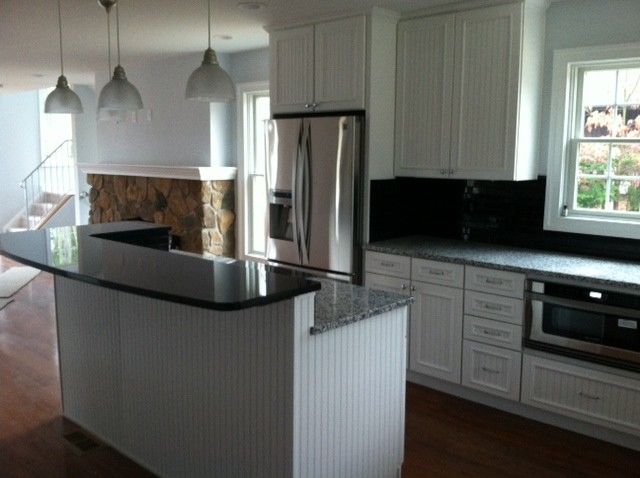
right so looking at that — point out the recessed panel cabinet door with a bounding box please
[395,14,455,178]
[270,26,315,115]
[410,281,463,383]
[314,16,366,111]
[450,3,522,179]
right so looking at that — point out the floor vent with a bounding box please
[63,430,101,454]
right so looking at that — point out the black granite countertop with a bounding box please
[0,222,320,311]
[367,236,640,290]
[311,278,413,334]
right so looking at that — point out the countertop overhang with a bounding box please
[0,222,319,311]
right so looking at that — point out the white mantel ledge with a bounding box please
[78,163,237,181]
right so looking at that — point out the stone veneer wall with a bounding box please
[87,174,235,257]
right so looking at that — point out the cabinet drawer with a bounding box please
[411,259,464,288]
[464,291,523,325]
[462,341,522,401]
[465,266,525,298]
[365,252,411,279]
[521,354,640,435]
[365,273,410,296]
[464,315,522,351]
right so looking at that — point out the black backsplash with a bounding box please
[369,176,640,262]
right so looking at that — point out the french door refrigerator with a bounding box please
[265,113,363,283]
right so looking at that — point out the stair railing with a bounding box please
[20,139,75,230]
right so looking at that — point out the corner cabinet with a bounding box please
[395,0,546,181]
[269,16,366,114]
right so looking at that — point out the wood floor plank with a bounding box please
[0,255,639,477]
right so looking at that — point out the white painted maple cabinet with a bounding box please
[269,16,366,114]
[394,0,546,180]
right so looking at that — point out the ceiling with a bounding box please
[0,0,464,94]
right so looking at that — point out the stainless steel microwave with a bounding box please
[525,280,640,367]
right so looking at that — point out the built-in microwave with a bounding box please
[525,280,640,368]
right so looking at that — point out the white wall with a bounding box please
[0,91,41,228]
[96,52,232,167]
[540,0,640,175]
[74,84,99,223]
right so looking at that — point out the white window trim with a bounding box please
[544,42,640,240]
[235,81,269,262]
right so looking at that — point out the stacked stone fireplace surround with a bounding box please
[87,173,235,257]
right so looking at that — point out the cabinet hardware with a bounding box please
[481,302,503,311]
[483,277,505,286]
[312,102,319,108]
[410,285,416,292]
[578,391,600,400]
[304,103,312,108]
[380,261,395,268]
[428,269,445,276]
[481,366,500,374]
[449,169,455,174]
[481,329,503,337]
[401,284,407,290]
[440,169,446,175]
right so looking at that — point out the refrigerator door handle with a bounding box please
[334,117,348,242]
[302,122,312,262]
[294,121,305,264]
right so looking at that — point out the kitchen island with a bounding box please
[0,222,411,478]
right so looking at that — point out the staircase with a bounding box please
[3,140,77,233]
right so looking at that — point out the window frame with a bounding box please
[544,43,640,240]
[236,81,270,261]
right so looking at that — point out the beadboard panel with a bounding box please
[293,295,407,478]
[117,293,296,478]
[55,277,123,446]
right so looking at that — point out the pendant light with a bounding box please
[98,0,143,114]
[185,0,235,102]
[45,0,83,114]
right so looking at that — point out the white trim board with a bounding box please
[78,163,237,181]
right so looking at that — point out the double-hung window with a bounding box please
[545,43,640,239]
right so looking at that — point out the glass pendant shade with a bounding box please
[186,48,235,102]
[98,65,143,112]
[45,75,83,114]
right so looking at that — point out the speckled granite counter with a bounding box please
[367,236,640,291]
[311,278,413,334]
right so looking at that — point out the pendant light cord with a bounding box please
[107,8,112,75]
[116,2,121,65]
[208,0,211,49]
[57,0,64,75]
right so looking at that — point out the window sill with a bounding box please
[544,213,640,240]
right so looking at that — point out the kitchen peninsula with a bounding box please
[0,222,411,478]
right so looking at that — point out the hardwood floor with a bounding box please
[1,254,639,477]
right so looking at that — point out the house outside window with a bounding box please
[545,43,640,239]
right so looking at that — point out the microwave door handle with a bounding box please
[527,292,640,320]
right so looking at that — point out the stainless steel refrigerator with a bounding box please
[265,114,363,283]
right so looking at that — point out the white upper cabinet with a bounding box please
[314,16,366,111]
[395,0,545,181]
[269,26,315,113]
[270,16,366,115]
[395,14,455,177]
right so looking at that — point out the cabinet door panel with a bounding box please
[270,26,315,114]
[395,14,455,178]
[450,3,522,179]
[314,16,366,111]
[462,340,521,400]
[410,282,463,383]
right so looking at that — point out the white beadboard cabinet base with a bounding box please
[407,367,640,452]
[54,276,407,478]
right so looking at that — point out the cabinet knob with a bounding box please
[401,283,407,290]
[312,102,319,109]
[304,103,312,109]
[449,169,455,175]
[410,285,416,292]
[440,169,446,175]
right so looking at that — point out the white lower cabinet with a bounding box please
[364,272,410,296]
[521,354,640,436]
[462,340,522,400]
[410,281,463,383]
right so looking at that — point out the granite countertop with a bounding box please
[367,236,640,290]
[0,222,320,311]
[310,278,413,334]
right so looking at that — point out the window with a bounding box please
[545,44,640,239]
[237,82,270,259]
